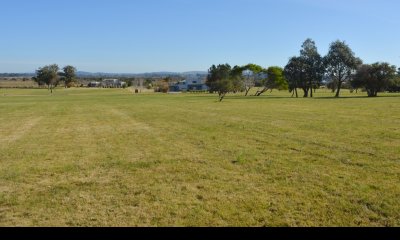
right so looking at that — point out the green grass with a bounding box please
[0,87,399,226]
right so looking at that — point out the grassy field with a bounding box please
[0,88,399,226]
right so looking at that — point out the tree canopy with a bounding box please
[284,56,305,98]
[324,40,362,97]
[283,39,324,98]
[60,65,77,88]
[352,62,396,97]
[206,64,234,101]
[32,64,60,93]
[299,39,324,97]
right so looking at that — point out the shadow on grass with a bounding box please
[214,94,400,101]
[312,95,400,100]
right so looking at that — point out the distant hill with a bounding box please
[0,71,207,78]
[75,71,207,78]
[0,73,34,77]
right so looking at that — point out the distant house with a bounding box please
[169,75,208,92]
[88,81,101,87]
[102,79,126,88]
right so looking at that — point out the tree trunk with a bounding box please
[310,87,313,98]
[303,88,308,98]
[335,81,342,98]
[218,92,226,102]
[368,90,378,97]
[295,88,298,98]
[255,87,268,96]
[245,87,251,96]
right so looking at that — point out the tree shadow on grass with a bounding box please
[180,93,400,101]
[312,95,400,100]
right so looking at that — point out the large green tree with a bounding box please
[299,39,325,97]
[324,40,362,97]
[352,62,396,97]
[254,66,288,96]
[32,64,60,93]
[60,65,77,88]
[284,56,306,98]
[283,39,324,98]
[206,64,234,101]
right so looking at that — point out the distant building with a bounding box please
[102,79,126,88]
[88,81,101,87]
[169,75,208,92]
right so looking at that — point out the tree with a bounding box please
[387,75,400,92]
[60,65,77,88]
[284,56,305,98]
[299,39,324,97]
[352,62,396,97]
[283,39,324,98]
[154,77,170,93]
[230,65,245,93]
[241,64,263,96]
[324,40,362,97]
[206,64,233,101]
[33,64,60,93]
[254,66,288,96]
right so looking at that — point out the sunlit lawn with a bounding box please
[0,88,399,226]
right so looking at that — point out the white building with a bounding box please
[102,79,126,88]
[170,75,208,92]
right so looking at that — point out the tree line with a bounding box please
[206,39,400,101]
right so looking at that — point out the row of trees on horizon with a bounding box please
[206,39,400,101]
[29,38,400,99]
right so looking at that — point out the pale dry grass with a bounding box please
[0,117,42,146]
[0,80,38,88]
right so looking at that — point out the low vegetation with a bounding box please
[0,88,399,226]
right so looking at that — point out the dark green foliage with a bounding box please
[254,66,287,96]
[283,39,324,98]
[59,65,77,88]
[299,39,325,97]
[206,64,234,101]
[284,56,305,98]
[267,67,288,91]
[387,76,400,92]
[324,40,362,97]
[32,64,60,93]
[352,63,396,97]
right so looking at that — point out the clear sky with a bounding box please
[0,0,399,73]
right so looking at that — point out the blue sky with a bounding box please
[0,0,399,73]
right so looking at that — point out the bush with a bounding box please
[66,82,76,88]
